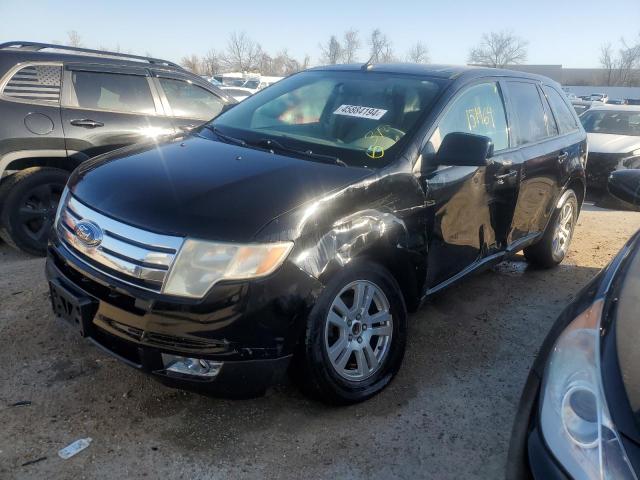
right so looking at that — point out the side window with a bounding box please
[506,82,552,145]
[71,71,156,114]
[159,78,224,120]
[2,65,62,104]
[432,82,509,152]
[543,86,579,134]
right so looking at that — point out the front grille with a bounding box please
[585,152,627,188]
[56,193,184,292]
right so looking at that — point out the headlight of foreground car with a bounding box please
[163,239,293,298]
[540,299,637,479]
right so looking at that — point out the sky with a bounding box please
[1,0,639,68]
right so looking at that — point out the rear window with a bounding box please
[506,82,553,145]
[580,110,640,136]
[543,86,579,134]
[2,64,62,104]
[71,71,156,114]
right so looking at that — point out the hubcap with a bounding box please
[324,280,393,381]
[552,201,574,258]
[18,183,62,245]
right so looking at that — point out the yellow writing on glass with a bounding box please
[465,106,495,131]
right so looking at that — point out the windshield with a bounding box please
[209,70,444,167]
[243,80,260,89]
[580,110,640,136]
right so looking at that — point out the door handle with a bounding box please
[70,119,104,128]
[557,151,569,162]
[494,170,517,185]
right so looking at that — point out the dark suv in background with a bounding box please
[46,64,587,403]
[0,41,235,255]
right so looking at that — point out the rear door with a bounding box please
[503,80,564,246]
[152,72,227,131]
[61,64,175,162]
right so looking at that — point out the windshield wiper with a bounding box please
[251,138,347,167]
[203,125,247,147]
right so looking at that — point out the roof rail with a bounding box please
[0,41,183,69]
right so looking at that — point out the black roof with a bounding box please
[309,63,556,83]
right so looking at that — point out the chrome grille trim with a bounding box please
[56,194,184,291]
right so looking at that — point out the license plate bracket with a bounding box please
[49,279,97,337]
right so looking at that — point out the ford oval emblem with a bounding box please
[74,221,103,247]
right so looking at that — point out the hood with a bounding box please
[587,133,640,154]
[68,135,372,242]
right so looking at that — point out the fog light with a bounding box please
[161,353,223,378]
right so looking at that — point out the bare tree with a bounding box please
[406,41,430,64]
[342,29,360,63]
[368,29,395,63]
[221,31,262,72]
[599,35,640,86]
[468,31,528,68]
[320,35,343,65]
[66,30,83,47]
[180,54,202,74]
[600,43,615,85]
[201,49,222,76]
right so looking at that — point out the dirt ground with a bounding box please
[1,203,639,480]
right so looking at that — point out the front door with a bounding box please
[421,81,515,288]
[61,65,175,162]
[152,73,227,132]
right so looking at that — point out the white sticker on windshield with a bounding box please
[333,105,387,120]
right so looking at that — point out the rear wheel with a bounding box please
[0,167,68,256]
[296,260,407,404]
[524,189,578,268]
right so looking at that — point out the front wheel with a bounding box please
[524,189,578,268]
[295,260,407,404]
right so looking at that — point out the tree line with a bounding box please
[62,29,640,86]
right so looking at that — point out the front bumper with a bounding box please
[46,240,322,396]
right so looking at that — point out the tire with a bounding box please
[524,189,578,268]
[295,260,407,404]
[0,167,69,256]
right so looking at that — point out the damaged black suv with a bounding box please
[46,64,587,403]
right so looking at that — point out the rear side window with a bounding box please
[2,64,62,104]
[159,78,224,120]
[433,82,509,151]
[506,82,552,145]
[543,86,579,134]
[71,71,155,114]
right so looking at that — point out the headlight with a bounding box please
[163,239,293,298]
[540,299,638,479]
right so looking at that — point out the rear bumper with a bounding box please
[46,240,322,396]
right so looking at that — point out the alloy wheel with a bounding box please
[552,201,574,258]
[324,280,393,381]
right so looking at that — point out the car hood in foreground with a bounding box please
[587,133,640,154]
[68,135,372,241]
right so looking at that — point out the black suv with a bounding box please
[0,41,234,255]
[46,64,587,403]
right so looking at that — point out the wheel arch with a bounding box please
[0,150,77,180]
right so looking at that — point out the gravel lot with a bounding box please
[1,203,639,480]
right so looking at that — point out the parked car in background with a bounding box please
[571,99,594,115]
[585,92,609,103]
[608,99,628,105]
[46,64,586,403]
[580,105,640,189]
[219,85,255,101]
[0,41,235,255]
[508,169,640,480]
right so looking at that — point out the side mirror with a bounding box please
[435,132,494,167]
[608,170,640,206]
